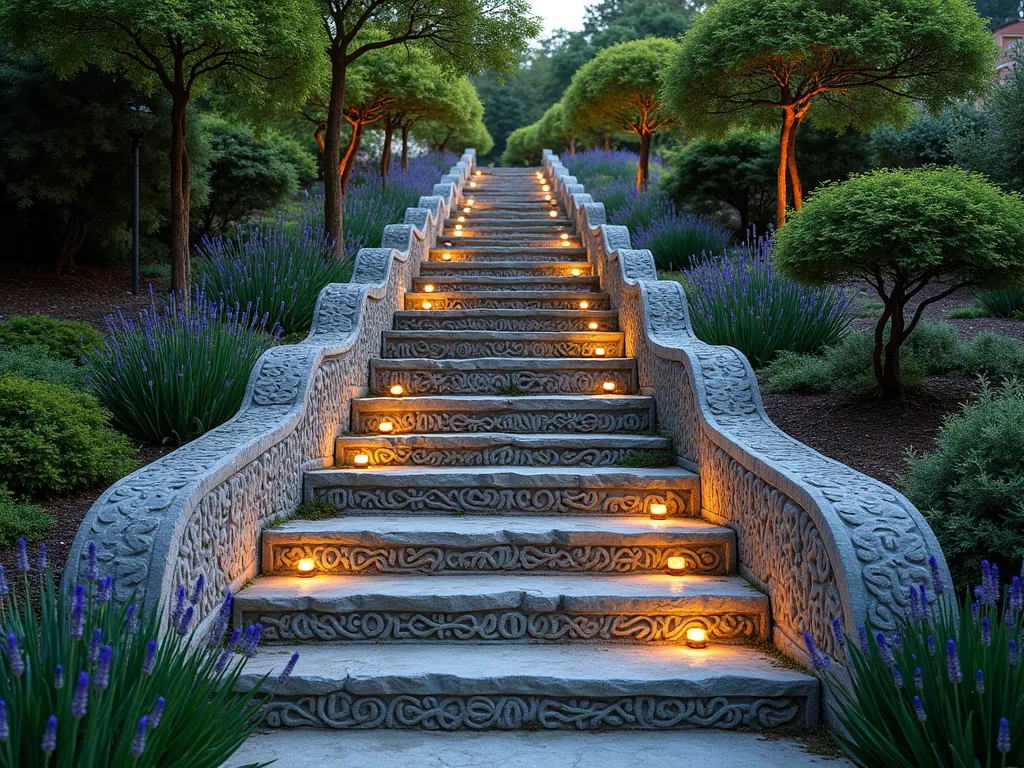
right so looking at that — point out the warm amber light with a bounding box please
[422,301,433,309]
[570,268,581,277]
[467,198,475,206]
[545,194,552,201]
[423,284,435,293]
[594,347,606,357]
[549,210,558,218]
[454,231,465,237]
[650,503,669,519]
[469,181,477,188]
[602,381,616,392]
[667,556,687,575]
[579,301,590,309]
[463,207,471,214]
[588,321,599,330]
[353,453,370,466]
[457,216,466,223]
[378,421,394,433]
[389,384,404,396]
[297,558,316,577]
[560,233,569,240]
[686,627,708,649]
[455,223,463,230]
[561,241,572,247]
[542,185,550,192]
[441,253,453,261]
[474,170,482,177]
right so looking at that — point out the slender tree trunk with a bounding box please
[314,122,326,154]
[776,109,795,228]
[323,51,348,259]
[787,117,803,211]
[380,118,394,187]
[569,138,577,155]
[880,292,906,400]
[340,119,364,197]
[636,130,652,193]
[169,87,191,291]
[401,122,411,171]
[56,209,87,274]
[872,302,893,396]
[604,135,611,151]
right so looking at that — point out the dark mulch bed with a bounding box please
[0,265,166,330]
[761,374,978,488]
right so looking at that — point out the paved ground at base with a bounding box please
[223,728,851,767]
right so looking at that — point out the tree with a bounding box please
[312,1,538,258]
[663,0,997,227]
[502,123,543,166]
[872,104,987,169]
[409,78,490,157]
[0,0,322,291]
[774,167,1024,399]
[564,38,681,191]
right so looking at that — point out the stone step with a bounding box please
[438,236,575,248]
[454,208,570,220]
[429,247,586,262]
[412,276,600,293]
[237,644,818,730]
[303,466,698,517]
[381,331,625,360]
[237,573,768,645]
[404,291,611,311]
[335,432,670,466]
[445,218,571,229]
[369,357,636,395]
[419,261,592,277]
[392,309,618,332]
[350,394,656,435]
[261,515,734,577]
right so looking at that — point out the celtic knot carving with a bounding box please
[382,337,624,360]
[405,295,611,311]
[337,444,647,467]
[353,408,653,435]
[370,367,634,396]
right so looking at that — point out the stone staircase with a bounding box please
[235,167,819,733]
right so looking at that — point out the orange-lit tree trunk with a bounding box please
[168,85,191,291]
[323,51,348,259]
[776,108,797,228]
[401,121,412,171]
[380,115,395,186]
[635,129,652,193]
[787,115,804,211]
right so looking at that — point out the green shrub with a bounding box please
[903,380,1024,589]
[0,375,137,498]
[976,287,1024,318]
[0,487,52,547]
[0,540,299,767]
[960,331,1024,381]
[0,346,89,390]
[761,351,834,393]
[0,316,103,362]
[805,559,1023,767]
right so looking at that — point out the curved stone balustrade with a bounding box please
[63,152,476,630]
[542,149,950,666]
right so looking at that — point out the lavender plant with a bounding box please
[84,287,278,445]
[805,558,1023,768]
[633,210,731,272]
[0,539,297,767]
[682,236,852,367]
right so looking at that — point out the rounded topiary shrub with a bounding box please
[0,315,103,361]
[0,375,137,497]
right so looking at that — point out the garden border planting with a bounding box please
[544,149,951,668]
[62,152,476,632]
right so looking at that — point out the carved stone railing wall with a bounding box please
[65,151,477,631]
[543,149,950,667]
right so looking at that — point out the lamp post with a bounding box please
[129,130,144,296]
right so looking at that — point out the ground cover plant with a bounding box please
[805,558,1023,767]
[0,316,102,362]
[0,539,299,766]
[85,288,278,446]
[0,489,51,548]
[0,348,89,392]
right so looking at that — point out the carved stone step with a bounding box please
[303,466,698,517]
[437,236,574,248]
[334,432,670,466]
[261,515,735,577]
[350,395,656,435]
[420,261,592,277]
[404,291,611,311]
[445,218,572,230]
[236,573,768,645]
[412,276,600,293]
[369,357,636,395]
[238,643,818,731]
[381,331,625,360]
[392,309,618,332]
[428,247,586,263]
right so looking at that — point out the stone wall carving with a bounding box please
[63,152,478,628]
[382,336,624,360]
[263,692,811,730]
[352,407,653,435]
[543,149,952,667]
[406,295,611,311]
[336,444,653,468]
[369,366,634,396]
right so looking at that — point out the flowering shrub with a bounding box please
[682,236,851,367]
[0,539,297,767]
[805,557,1023,768]
[85,288,278,445]
[633,211,730,272]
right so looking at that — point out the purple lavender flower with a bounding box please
[71,584,87,639]
[190,575,205,606]
[830,618,846,651]
[1010,577,1022,614]
[206,588,233,648]
[877,633,895,667]
[240,623,263,658]
[982,617,992,647]
[278,652,299,684]
[123,603,136,631]
[914,667,924,690]
[0,565,8,595]
[72,672,89,717]
[893,633,903,650]
[929,555,945,595]
[892,666,904,688]
[149,697,165,729]
[0,700,7,741]
[928,635,936,656]
[171,586,185,628]
[143,640,158,675]
[54,665,63,690]
[998,718,1011,753]
[97,575,113,603]
[132,716,149,757]
[5,634,23,676]
[36,543,47,572]
[908,585,921,621]
[215,627,242,673]
[15,539,28,573]
[858,626,870,655]
[947,639,963,684]
[918,583,931,620]
[972,601,980,623]
[914,696,927,722]
[976,668,985,693]
[89,627,103,664]
[41,715,57,753]
[95,645,112,690]
[178,605,194,636]
[990,563,1000,603]
[86,542,98,582]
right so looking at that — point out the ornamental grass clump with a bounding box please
[805,557,1023,768]
[196,217,347,336]
[85,287,277,446]
[633,210,731,272]
[683,236,851,367]
[0,539,298,767]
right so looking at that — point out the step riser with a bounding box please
[381,336,625,360]
[420,265,592,277]
[392,312,618,332]
[438,238,574,248]
[428,252,585,263]
[413,278,600,293]
[369,364,636,396]
[334,443,663,467]
[404,295,612,310]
